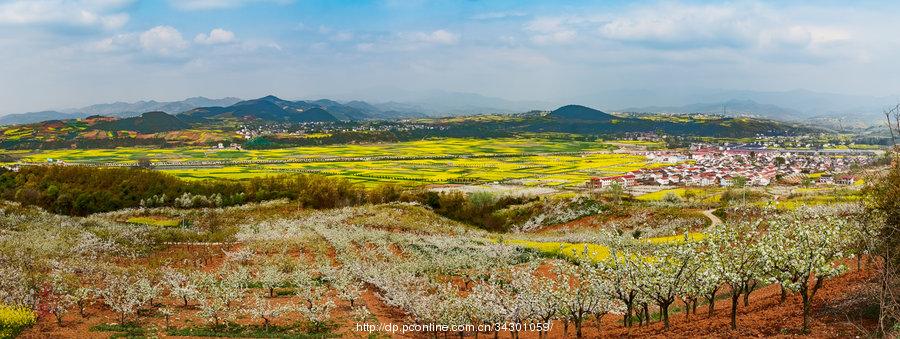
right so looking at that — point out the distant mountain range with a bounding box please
[0,97,241,126]
[177,95,428,123]
[0,90,555,127]
[0,111,87,125]
[5,88,889,130]
[569,89,898,126]
[76,96,244,117]
[3,93,535,128]
[333,88,553,116]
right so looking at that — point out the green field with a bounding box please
[14,138,659,187]
[126,217,181,227]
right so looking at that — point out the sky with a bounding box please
[1,0,899,113]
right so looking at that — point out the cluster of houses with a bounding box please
[236,121,441,140]
[210,143,243,150]
[587,147,875,189]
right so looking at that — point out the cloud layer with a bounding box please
[0,0,897,113]
[0,0,131,29]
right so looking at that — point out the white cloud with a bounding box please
[407,29,459,45]
[139,25,188,54]
[525,17,578,45]
[169,0,291,11]
[593,2,855,54]
[471,11,527,20]
[597,3,762,48]
[531,30,576,45]
[194,28,235,45]
[520,1,856,61]
[332,31,354,42]
[89,32,137,52]
[0,0,131,29]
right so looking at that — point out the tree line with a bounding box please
[0,166,370,216]
[0,165,551,229]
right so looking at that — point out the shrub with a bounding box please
[0,304,37,338]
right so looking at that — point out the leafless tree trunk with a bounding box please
[885,108,896,147]
[895,104,900,139]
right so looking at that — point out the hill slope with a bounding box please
[0,97,241,126]
[549,105,618,121]
[93,111,189,133]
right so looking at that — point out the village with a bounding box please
[587,145,879,189]
[235,120,440,140]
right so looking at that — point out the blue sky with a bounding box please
[1,0,899,113]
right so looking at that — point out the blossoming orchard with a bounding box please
[0,189,878,337]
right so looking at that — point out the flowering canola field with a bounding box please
[506,232,705,262]
[18,138,660,187]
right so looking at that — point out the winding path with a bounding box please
[702,209,722,226]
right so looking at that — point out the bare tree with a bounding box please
[886,108,896,147]
[895,104,900,149]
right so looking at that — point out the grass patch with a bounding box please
[90,323,148,338]
[166,322,337,338]
[127,216,181,227]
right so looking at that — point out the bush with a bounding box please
[0,304,37,338]
[414,190,538,232]
[662,192,682,204]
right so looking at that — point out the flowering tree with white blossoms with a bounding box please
[99,272,158,324]
[624,240,694,329]
[161,267,199,307]
[321,265,364,308]
[691,253,723,317]
[466,275,509,338]
[195,269,247,326]
[292,266,335,330]
[705,220,765,329]
[255,264,288,298]
[243,294,292,332]
[604,245,642,327]
[526,271,563,339]
[555,261,623,338]
[760,214,858,333]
